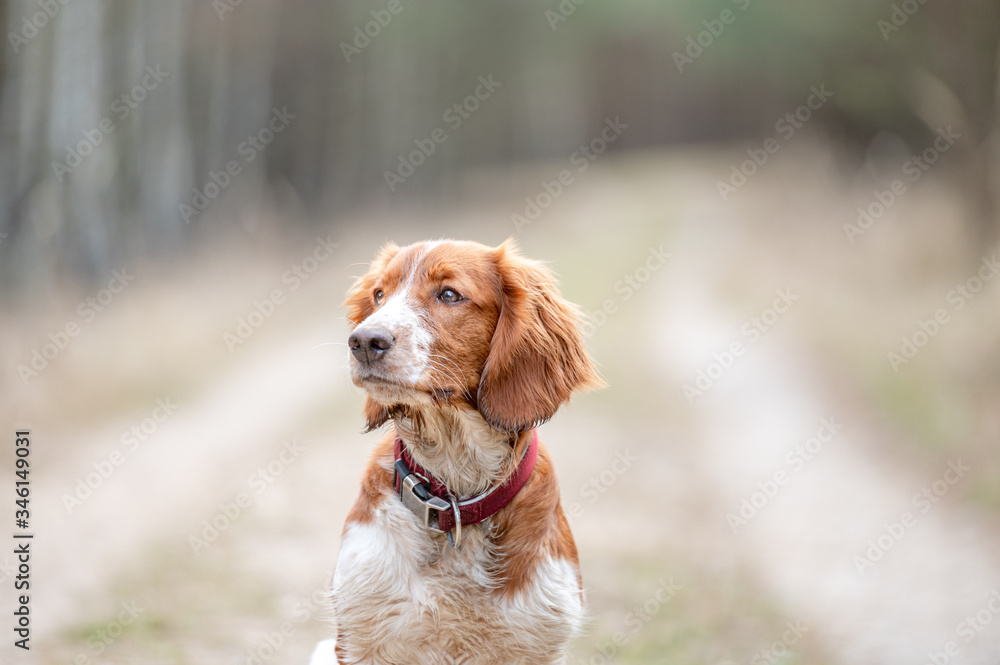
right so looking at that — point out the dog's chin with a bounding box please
[352,372,425,405]
[353,371,464,412]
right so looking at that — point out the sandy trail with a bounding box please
[29,328,347,638]
[656,216,1000,664]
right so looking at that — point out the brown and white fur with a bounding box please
[311,239,601,665]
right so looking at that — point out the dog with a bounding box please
[310,239,601,665]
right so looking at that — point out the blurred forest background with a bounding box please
[1,0,999,292]
[4,1,1000,664]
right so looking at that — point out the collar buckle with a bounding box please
[394,459,450,533]
[391,429,539,547]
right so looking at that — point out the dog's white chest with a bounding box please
[330,499,583,665]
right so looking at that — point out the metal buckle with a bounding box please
[395,460,450,533]
[446,495,461,548]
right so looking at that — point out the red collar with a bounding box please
[392,430,538,535]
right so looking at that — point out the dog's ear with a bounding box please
[477,241,603,433]
[343,242,400,327]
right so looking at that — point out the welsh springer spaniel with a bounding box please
[310,239,601,665]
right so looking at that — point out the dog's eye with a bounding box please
[438,288,463,304]
[373,289,384,305]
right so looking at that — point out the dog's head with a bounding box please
[343,239,602,433]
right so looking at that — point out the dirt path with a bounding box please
[31,328,348,638]
[655,217,1000,664]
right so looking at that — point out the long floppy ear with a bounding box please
[343,242,401,431]
[478,242,603,433]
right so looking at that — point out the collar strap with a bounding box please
[392,430,538,534]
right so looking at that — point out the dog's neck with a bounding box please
[391,406,517,498]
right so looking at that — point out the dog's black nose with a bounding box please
[348,326,395,364]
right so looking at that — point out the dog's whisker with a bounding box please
[425,359,465,386]
[426,354,472,384]
[309,341,349,352]
[425,358,467,390]
[427,352,467,375]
